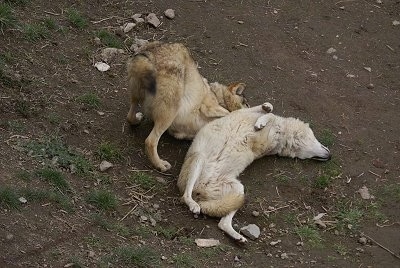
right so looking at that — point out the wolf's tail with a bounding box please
[198,193,245,218]
[127,55,156,99]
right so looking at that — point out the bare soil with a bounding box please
[1,1,399,267]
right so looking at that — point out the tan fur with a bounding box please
[178,103,331,242]
[126,42,249,171]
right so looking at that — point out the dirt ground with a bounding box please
[1,0,399,267]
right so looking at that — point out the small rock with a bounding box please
[266,253,273,257]
[339,6,345,9]
[332,55,338,60]
[358,237,367,245]
[97,111,105,116]
[346,73,355,78]
[130,38,149,53]
[334,230,340,235]
[234,256,240,262]
[132,13,144,23]
[146,13,161,28]
[269,223,276,228]
[153,204,160,209]
[367,83,374,89]
[123,22,136,33]
[240,224,260,240]
[296,241,304,246]
[392,20,400,26]
[101,47,125,63]
[88,250,95,258]
[83,129,89,134]
[376,0,382,3]
[150,217,157,226]
[94,62,110,72]
[18,197,27,204]
[164,9,175,19]
[6,233,14,240]
[195,238,220,247]
[238,20,244,24]
[161,256,167,260]
[364,67,372,72]
[99,160,113,172]
[140,215,148,222]
[270,239,281,246]
[252,211,260,217]
[326,47,337,54]
[358,186,375,200]
[94,37,101,45]
[69,164,77,174]
[51,156,59,165]
[280,253,289,259]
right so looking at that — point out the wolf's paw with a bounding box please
[235,235,248,243]
[254,115,270,131]
[135,112,143,122]
[261,102,273,113]
[156,160,172,172]
[189,202,201,214]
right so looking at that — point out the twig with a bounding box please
[368,170,381,178]
[275,186,280,197]
[120,204,138,221]
[264,204,290,213]
[361,232,400,260]
[91,16,119,24]
[238,42,248,47]
[386,44,395,52]
[44,11,60,16]
[376,222,400,228]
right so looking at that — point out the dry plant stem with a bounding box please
[120,204,138,222]
[361,232,400,260]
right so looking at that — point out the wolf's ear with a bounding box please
[228,83,246,95]
[200,104,229,118]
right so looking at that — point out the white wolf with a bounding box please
[177,102,331,242]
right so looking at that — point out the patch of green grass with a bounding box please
[133,226,153,238]
[333,243,348,256]
[335,204,363,230]
[0,51,13,65]
[283,212,297,225]
[35,168,70,190]
[15,99,30,117]
[319,128,335,147]
[24,136,93,174]
[314,174,330,189]
[178,236,194,246]
[129,172,158,191]
[42,17,57,30]
[22,22,49,41]
[46,113,61,125]
[67,256,84,268]
[295,225,323,248]
[0,187,19,209]
[20,188,73,211]
[321,160,341,178]
[87,190,117,210]
[381,183,400,202]
[0,3,15,30]
[155,225,178,240]
[172,253,196,268]
[84,235,103,248]
[15,170,32,181]
[112,246,160,268]
[7,119,26,132]
[77,93,100,109]
[96,142,122,161]
[5,0,28,6]
[66,8,87,29]
[96,29,123,48]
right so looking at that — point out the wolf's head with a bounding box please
[209,82,250,111]
[275,117,331,161]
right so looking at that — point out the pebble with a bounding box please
[69,164,77,174]
[376,0,382,3]
[18,197,27,204]
[140,215,148,222]
[94,62,110,72]
[392,20,400,26]
[240,224,260,240]
[146,13,161,28]
[153,204,160,209]
[266,253,273,257]
[101,48,124,63]
[326,47,337,54]
[296,241,304,246]
[94,37,101,45]
[164,9,175,19]
[161,256,167,260]
[364,67,372,72]
[252,210,260,217]
[88,250,95,258]
[367,83,374,89]
[132,13,144,23]
[270,239,281,246]
[99,160,113,172]
[195,238,220,247]
[123,22,136,33]
[332,55,338,60]
[6,233,14,240]
[280,253,289,259]
[238,20,244,24]
[234,256,240,262]
[358,237,367,245]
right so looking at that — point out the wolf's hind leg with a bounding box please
[127,96,143,125]
[218,210,247,243]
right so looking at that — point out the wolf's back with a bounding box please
[127,55,157,97]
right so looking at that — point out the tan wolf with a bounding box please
[126,42,249,171]
[177,102,331,242]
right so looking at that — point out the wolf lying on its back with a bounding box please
[177,103,331,242]
[126,42,249,171]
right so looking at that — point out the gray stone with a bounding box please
[99,160,113,171]
[164,9,175,19]
[240,224,260,240]
[146,13,161,28]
